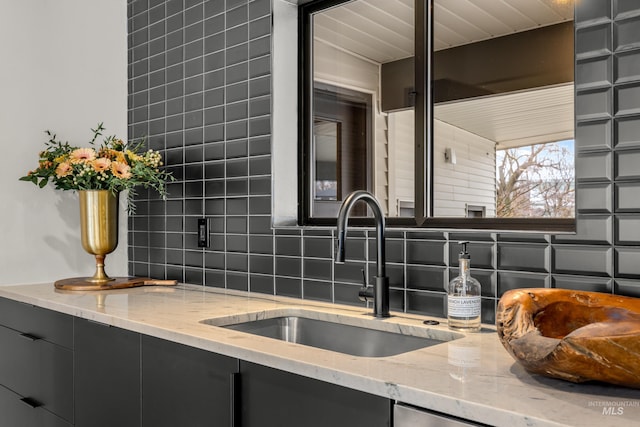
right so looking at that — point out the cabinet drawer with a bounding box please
[0,297,73,349]
[0,384,72,427]
[395,404,483,426]
[0,324,73,422]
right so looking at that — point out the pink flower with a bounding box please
[70,148,96,163]
[92,157,111,172]
[111,161,131,179]
[55,162,73,178]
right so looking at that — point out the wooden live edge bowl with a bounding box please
[496,288,640,389]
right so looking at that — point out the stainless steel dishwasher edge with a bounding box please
[394,403,484,427]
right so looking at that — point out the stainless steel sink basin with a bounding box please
[202,309,461,357]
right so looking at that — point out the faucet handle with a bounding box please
[360,268,367,287]
[358,269,373,303]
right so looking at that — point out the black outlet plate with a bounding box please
[197,218,209,248]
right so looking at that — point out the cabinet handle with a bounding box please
[20,397,42,409]
[19,332,41,341]
[230,372,240,427]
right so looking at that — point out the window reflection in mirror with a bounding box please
[304,0,415,220]
[313,119,340,202]
[301,0,575,226]
[432,1,575,219]
[312,84,373,217]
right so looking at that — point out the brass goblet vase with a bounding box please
[54,190,178,290]
[79,189,119,284]
[54,190,120,290]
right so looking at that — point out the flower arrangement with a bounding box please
[20,123,173,212]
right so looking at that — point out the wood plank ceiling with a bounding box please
[312,0,575,149]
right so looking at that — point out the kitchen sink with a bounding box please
[201,309,462,357]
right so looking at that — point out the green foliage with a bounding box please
[20,123,174,213]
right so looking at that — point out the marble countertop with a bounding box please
[1,282,639,427]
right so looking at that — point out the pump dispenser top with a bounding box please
[459,241,470,260]
[447,241,481,332]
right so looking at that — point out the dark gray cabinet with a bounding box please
[74,320,240,427]
[0,297,73,426]
[0,298,394,427]
[74,318,141,427]
[142,335,239,427]
[240,361,392,427]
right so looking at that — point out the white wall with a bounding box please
[0,0,128,285]
[433,120,496,217]
[387,109,415,215]
[272,0,299,227]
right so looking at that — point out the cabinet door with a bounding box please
[74,318,141,427]
[240,361,392,427]
[142,335,239,427]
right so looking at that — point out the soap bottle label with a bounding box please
[447,296,481,317]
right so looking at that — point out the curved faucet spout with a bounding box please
[336,190,390,318]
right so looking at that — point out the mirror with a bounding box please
[432,1,575,220]
[301,0,415,221]
[300,0,575,228]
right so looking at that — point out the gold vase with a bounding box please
[79,190,119,284]
[54,190,178,291]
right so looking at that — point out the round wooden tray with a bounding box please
[54,277,177,291]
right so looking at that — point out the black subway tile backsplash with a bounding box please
[248,215,271,234]
[209,217,224,233]
[275,236,300,257]
[249,55,270,79]
[333,282,363,307]
[303,279,332,302]
[334,262,365,284]
[275,276,302,298]
[226,216,248,234]
[303,237,332,259]
[205,252,225,270]
[226,271,249,291]
[226,234,248,253]
[250,274,274,294]
[250,254,273,275]
[128,0,640,322]
[249,234,273,254]
[406,265,446,292]
[406,291,445,318]
[616,279,640,297]
[205,270,226,288]
[552,245,613,276]
[227,139,249,158]
[303,258,332,282]
[369,263,404,288]
[226,30,248,52]
[405,240,445,266]
[552,274,613,293]
[227,253,248,272]
[186,267,205,285]
[497,271,550,297]
[497,243,549,273]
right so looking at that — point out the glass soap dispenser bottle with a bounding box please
[447,241,481,332]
